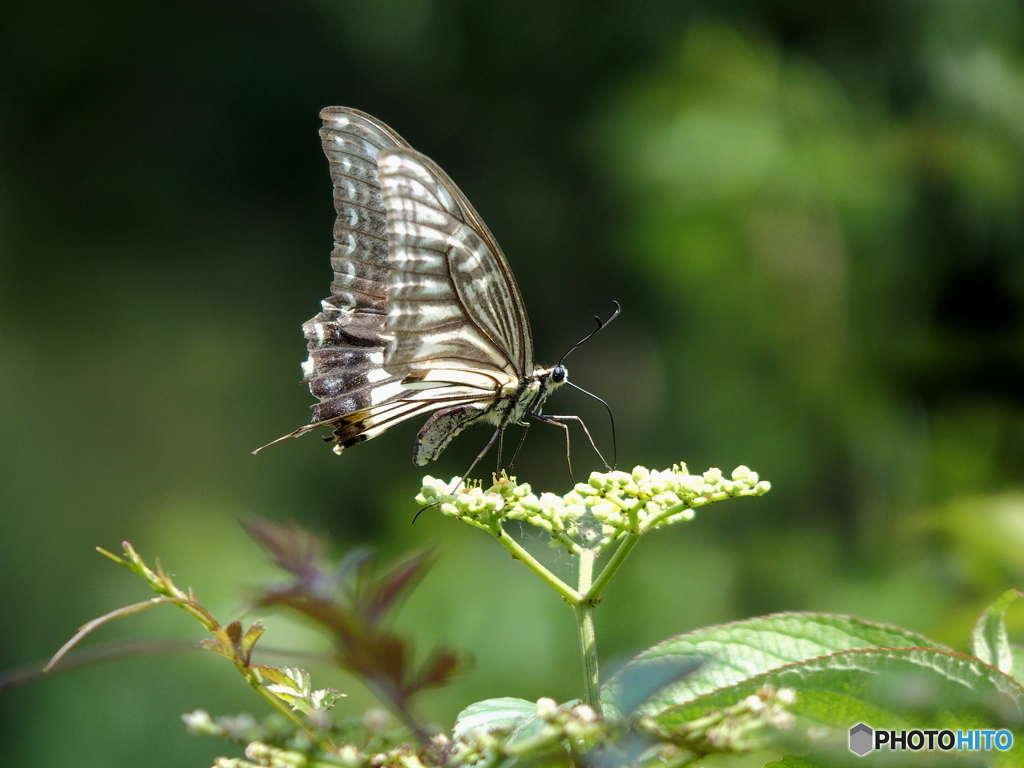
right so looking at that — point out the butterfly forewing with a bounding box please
[377,149,533,380]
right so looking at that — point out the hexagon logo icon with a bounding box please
[849,723,874,756]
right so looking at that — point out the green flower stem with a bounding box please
[553,529,585,558]
[643,499,697,531]
[423,465,770,719]
[575,549,601,714]
[585,531,641,605]
[494,526,638,714]
[495,528,602,711]
[495,530,581,603]
[104,545,338,756]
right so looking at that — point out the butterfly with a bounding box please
[269,107,614,469]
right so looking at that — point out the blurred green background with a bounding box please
[3,1,1024,765]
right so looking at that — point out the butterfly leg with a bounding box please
[536,413,613,473]
[446,427,502,494]
[495,429,505,473]
[417,428,501,521]
[533,415,576,483]
[506,422,531,470]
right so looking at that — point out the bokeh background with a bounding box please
[3,1,1024,765]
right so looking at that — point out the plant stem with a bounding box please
[575,549,601,714]
[585,531,641,604]
[496,530,581,603]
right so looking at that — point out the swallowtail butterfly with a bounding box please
[274,107,601,468]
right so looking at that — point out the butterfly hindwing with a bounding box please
[300,108,413,444]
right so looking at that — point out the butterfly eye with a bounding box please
[551,365,568,384]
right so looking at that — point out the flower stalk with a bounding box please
[418,463,770,713]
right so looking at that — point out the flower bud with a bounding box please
[536,697,558,719]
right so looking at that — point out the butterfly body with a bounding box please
[411,362,566,465]
[284,107,569,466]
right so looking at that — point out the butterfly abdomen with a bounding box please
[413,404,490,465]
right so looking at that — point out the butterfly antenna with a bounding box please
[412,502,434,524]
[565,381,618,470]
[557,300,622,366]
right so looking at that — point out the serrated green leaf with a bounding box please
[257,665,310,695]
[306,688,345,711]
[607,656,705,717]
[255,664,346,713]
[971,589,1022,675]
[602,613,947,718]
[657,648,1024,767]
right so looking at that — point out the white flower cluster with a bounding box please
[418,465,770,554]
[417,473,535,536]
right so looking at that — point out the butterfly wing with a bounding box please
[377,148,534,383]
[295,107,427,450]
[375,148,537,463]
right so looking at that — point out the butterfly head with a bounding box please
[533,364,568,402]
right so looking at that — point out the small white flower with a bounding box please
[731,465,750,481]
[703,468,723,484]
[775,687,797,706]
[743,694,765,713]
[574,704,597,723]
[536,697,558,719]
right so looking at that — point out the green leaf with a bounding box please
[453,697,538,742]
[1012,644,1024,683]
[605,655,705,717]
[241,620,265,658]
[971,589,1022,675]
[452,699,589,768]
[656,648,1024,766]
[254,665,344,713]
[602,613,947,718]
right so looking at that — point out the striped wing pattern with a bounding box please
[378,149,533,381]
[290,107,543,462]
[298,108,425,450]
